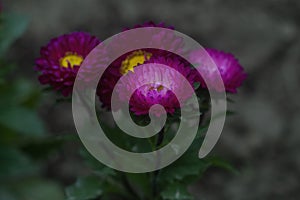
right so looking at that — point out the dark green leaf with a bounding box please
[0,61,16,77]
[0,106,46,137]
[21,135,71,159]
[159,156,209,184]
[80,148,116,177]
[0,188,16,200]
[12,178,64,200]
[0,147,38,180]
[161,183,194,200]
[65,176,103,200]
[0,78,42,112]
[125,173,152,199]
[158,130,209,186]
[206,156,239,175]
[0,13,28,57]
[158,140,210,184]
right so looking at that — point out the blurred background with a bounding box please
[1,0,300,199]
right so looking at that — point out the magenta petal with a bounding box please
[202,48,247,93]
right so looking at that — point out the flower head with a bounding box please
[205,48,247,93]
[97,21,184,108]
[116,55,198,115]
[35,32,100,96]
[190,48,247,93]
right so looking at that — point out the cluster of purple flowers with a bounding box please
[35,22,247,115]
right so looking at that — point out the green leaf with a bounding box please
[0,78,41,108]
[12,178,64,200]
[0,179,64,200]
[0,61,16,78]
[161,183,194,200]
[159,155,209,184]
[206,156,239,175]
[158,139,210,184]
[21,135,71,159]
[97,118,152,153]
[0,188,16,200]
[0,106,46,137]
[80,148,116,176]
[65,176,103,200]
[125,173,152,199]
[13,79,41,108]
[0,13,28,57]
[0,147,38,180]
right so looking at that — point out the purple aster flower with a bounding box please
[116,55,198,116]
[35,32,100,96]
[191,48,247,93]
[97,22,184,108]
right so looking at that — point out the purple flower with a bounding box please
[191,48,247,93]
[35,32,100,96]
[97,22,184,108]
[206,48,247,93]
[116,55,198,116]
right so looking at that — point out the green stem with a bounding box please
[152,127,164,199]
[121,173,140,199]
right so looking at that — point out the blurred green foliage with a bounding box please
[0,12,65,200]
[0,13,28,58]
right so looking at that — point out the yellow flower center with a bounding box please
[60,53,83,68]
[120,50,152,74]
